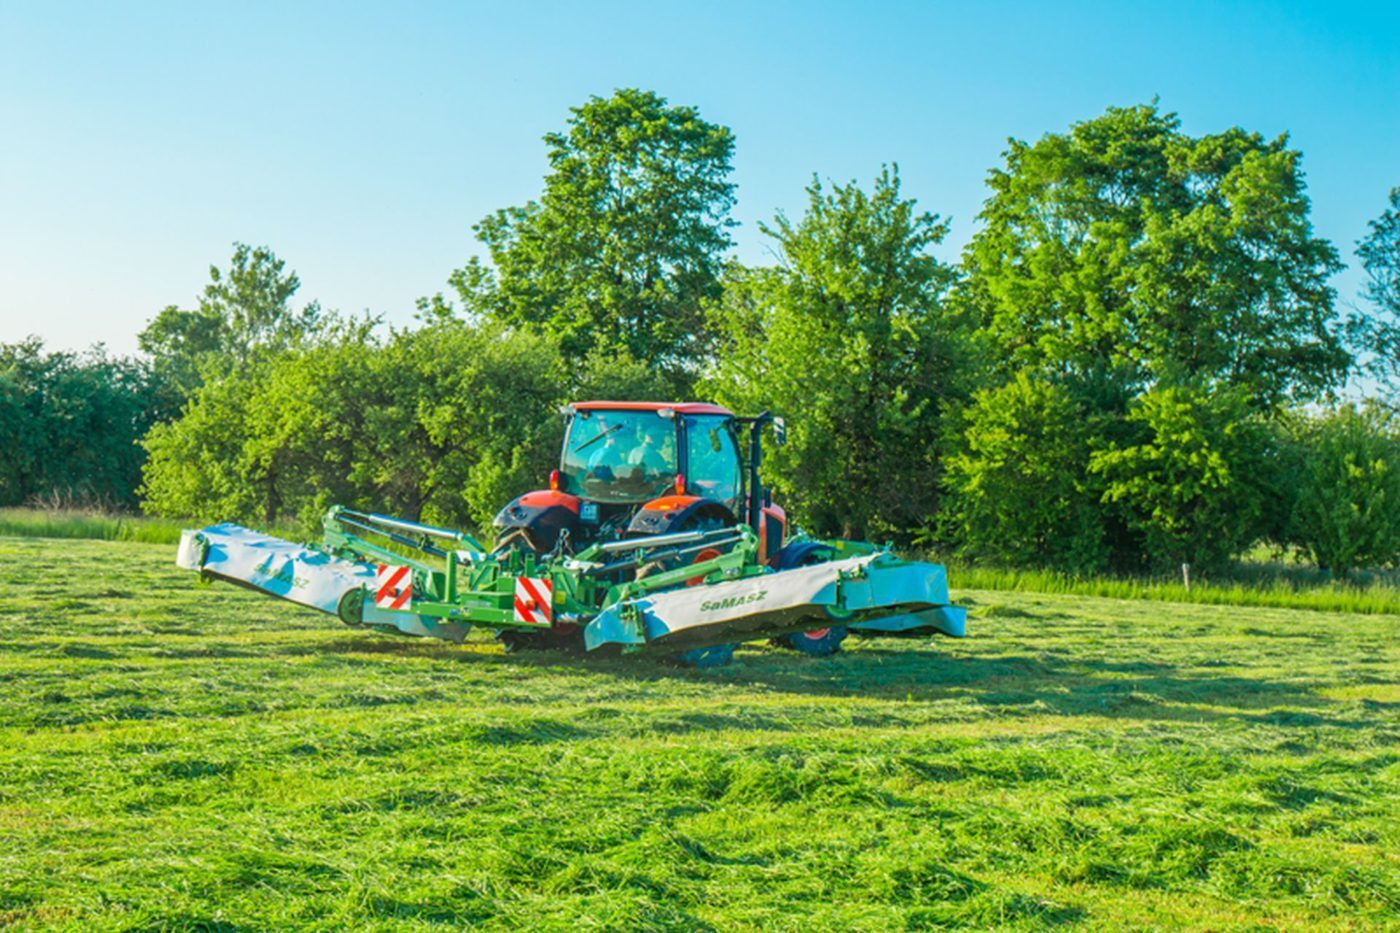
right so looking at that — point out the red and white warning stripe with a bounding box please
[375,564,413,611]
[514,576,553,625]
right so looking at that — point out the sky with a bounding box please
[1,0,1397,355]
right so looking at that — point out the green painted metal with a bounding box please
[179,502,965,657]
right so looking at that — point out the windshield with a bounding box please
[685,415,742,508]
[561,410,678,503]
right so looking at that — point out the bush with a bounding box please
[942,374,1110,573]
[1090,385,1273,571]
[0,339,160,509]
[140,318,680,533]
[1282,403,1400,575]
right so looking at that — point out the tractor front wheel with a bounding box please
[672,644,737,668]
[776,626,848,657]
[769,541,848,657]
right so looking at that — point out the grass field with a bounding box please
[1,536,1398,930]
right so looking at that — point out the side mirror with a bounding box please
[772,416,787,447]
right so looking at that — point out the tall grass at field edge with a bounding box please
[950,563,1400,615]
[0,508,185,545]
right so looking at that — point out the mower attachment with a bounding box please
[585,553,963,651]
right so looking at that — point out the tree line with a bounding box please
[5,89,1400,576]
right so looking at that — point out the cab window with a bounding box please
[561,410,678,503]
[685,415,741,507]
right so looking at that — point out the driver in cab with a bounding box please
[628,425,670,474]
[586,424,626,474]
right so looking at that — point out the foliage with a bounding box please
[138,242,324,402]
[0,339,159,510]
[942,373,1110,572]
[705,168,966,540]
[2,536,1397,928]
[139,318,678,532]
[1349,187,1400,393]
[1090,384,1274,570]
[1281,403,1400,575]
[457,88,736,377]
[965,103,1348,406]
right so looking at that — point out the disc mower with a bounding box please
[176,401,965,666]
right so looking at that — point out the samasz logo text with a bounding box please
[699,590,768,613]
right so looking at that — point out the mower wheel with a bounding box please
[672,644,737,668]
[777,626,848,657]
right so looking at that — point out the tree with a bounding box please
[1089,384,1274,571]
[965,103,1348,406]
[138,243,322,402]
[457,88,736,376]
[139,316,680,533]
[0,339,162,509]
[1281,403,1400,575]
[706,167,967,540]
[942,374,1111,572]
[1349,187,1400,394]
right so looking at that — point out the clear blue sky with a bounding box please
[2,0,1396,355]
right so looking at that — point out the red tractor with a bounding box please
[177,400,965,666]
[494,401,790,564]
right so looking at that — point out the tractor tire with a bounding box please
[769,541,848,656]
[635,513,728,583]
[779,626,848,657]
[672,643,737,668]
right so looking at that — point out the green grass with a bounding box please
[0,508,185,545]
[1,538,1397,929]
[949,563,1400,616]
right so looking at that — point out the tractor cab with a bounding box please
[560,403,741,511]
[494,401,787,558]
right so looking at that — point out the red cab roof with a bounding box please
[569,400,734,416]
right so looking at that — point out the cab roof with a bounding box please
[569,401,734,416]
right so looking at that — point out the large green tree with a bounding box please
[456,88,736,376]
[139,243,323,402]
[706,168,967,540]
[965,103,1347,406]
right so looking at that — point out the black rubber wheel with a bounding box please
[497,628,584,653]
[671,643,738,668]
[779,626,848,657]
[769,542,848,656]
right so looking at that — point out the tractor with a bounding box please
[176,401,965,667]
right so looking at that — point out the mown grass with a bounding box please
[0,538,1397,929]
